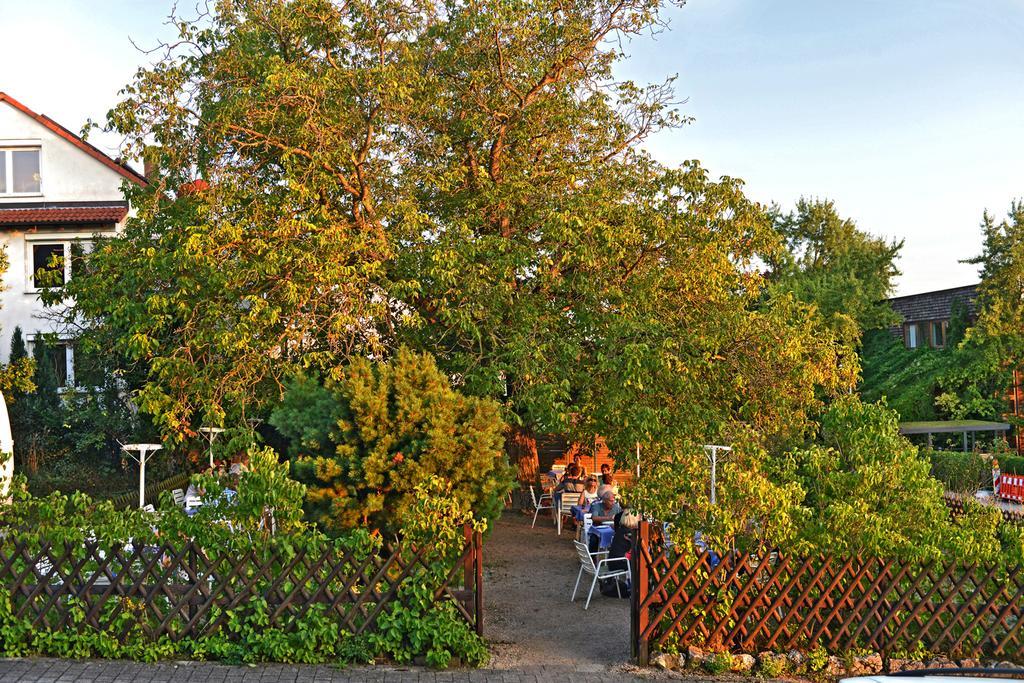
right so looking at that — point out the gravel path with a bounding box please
[483,509,631,670]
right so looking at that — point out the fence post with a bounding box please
[188,542,197,632]
[463,524,473,592]
[632,520,650,665]
[474,530,484,637]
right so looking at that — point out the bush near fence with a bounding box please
[0,459,489,668]
[0,529,483,665]
[632,520,1024,665]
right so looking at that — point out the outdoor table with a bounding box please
[588,523,615,549]
[185,489,237,517]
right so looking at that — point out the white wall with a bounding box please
[0,101,130,363]
[0,102,127,203]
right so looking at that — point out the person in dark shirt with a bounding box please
[607,509,639,572]
[554,463,585,494]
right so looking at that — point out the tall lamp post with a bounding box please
[702,445,732,506]
[121,443,163,509]
[199,427,225,469]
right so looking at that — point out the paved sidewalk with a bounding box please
[0,659,675,683]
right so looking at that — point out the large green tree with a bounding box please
[768,198,902,346]
[962,203,1024,370]
[62,0,850,462]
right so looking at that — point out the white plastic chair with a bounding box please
[530,486,554,528]
[579,512,593,542]
[556,491,579,536]
[571,540,630,609]
[171,488,186,507]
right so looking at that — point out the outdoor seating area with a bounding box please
[526,458,632,610]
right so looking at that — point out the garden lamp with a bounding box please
[121,443,163,509]
[199,426,225,469]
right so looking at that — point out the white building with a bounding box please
[0,92,145,386]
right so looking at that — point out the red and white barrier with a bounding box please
[998,473,1024,502]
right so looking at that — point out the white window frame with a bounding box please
[25,238,71,293]
[27,335,74,391]
[0,141,43,197]
[24,231,99,293]
[906,323,918,349]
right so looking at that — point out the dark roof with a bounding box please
[888,284,978,324]
[0,203,128,226]
[0,92,147,187]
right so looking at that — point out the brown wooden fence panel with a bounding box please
[945,494,1024,525]
[0,527,483,641]
[632,520,1024,665]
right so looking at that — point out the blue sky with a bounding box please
[3,0,1022,295]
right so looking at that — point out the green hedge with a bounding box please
[0,452,488,668]
[926,449,990,493]
[997,454,1024,476]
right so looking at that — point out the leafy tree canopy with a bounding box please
[60,0,852,456]
[786,396,999,562]
[767,198,902,345]
[963,202,1024,368]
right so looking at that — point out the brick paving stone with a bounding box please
[0,659,684,683]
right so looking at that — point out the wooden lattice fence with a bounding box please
[632,520,1024,665]
[0,527,483,641]
[945,493,1024,525]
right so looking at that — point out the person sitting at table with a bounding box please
[571,452,588,477]
[597,472,618,498]
[576,476,599,509]
[590,490,621,524]
[600,463,611,482]
[606,508,639,572]
[554,463,585,494]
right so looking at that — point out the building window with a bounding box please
[0,148,41,195]
[931,321,947,348]
[33,340,70,389]
[906,323,919,349]
[32,243,66,287]
[29,340,102,389]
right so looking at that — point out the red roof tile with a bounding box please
[0,205,128,226]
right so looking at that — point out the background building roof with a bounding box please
[888,284,978,324]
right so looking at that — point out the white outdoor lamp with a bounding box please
[121,443,163,509]
[199,427,225,469]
